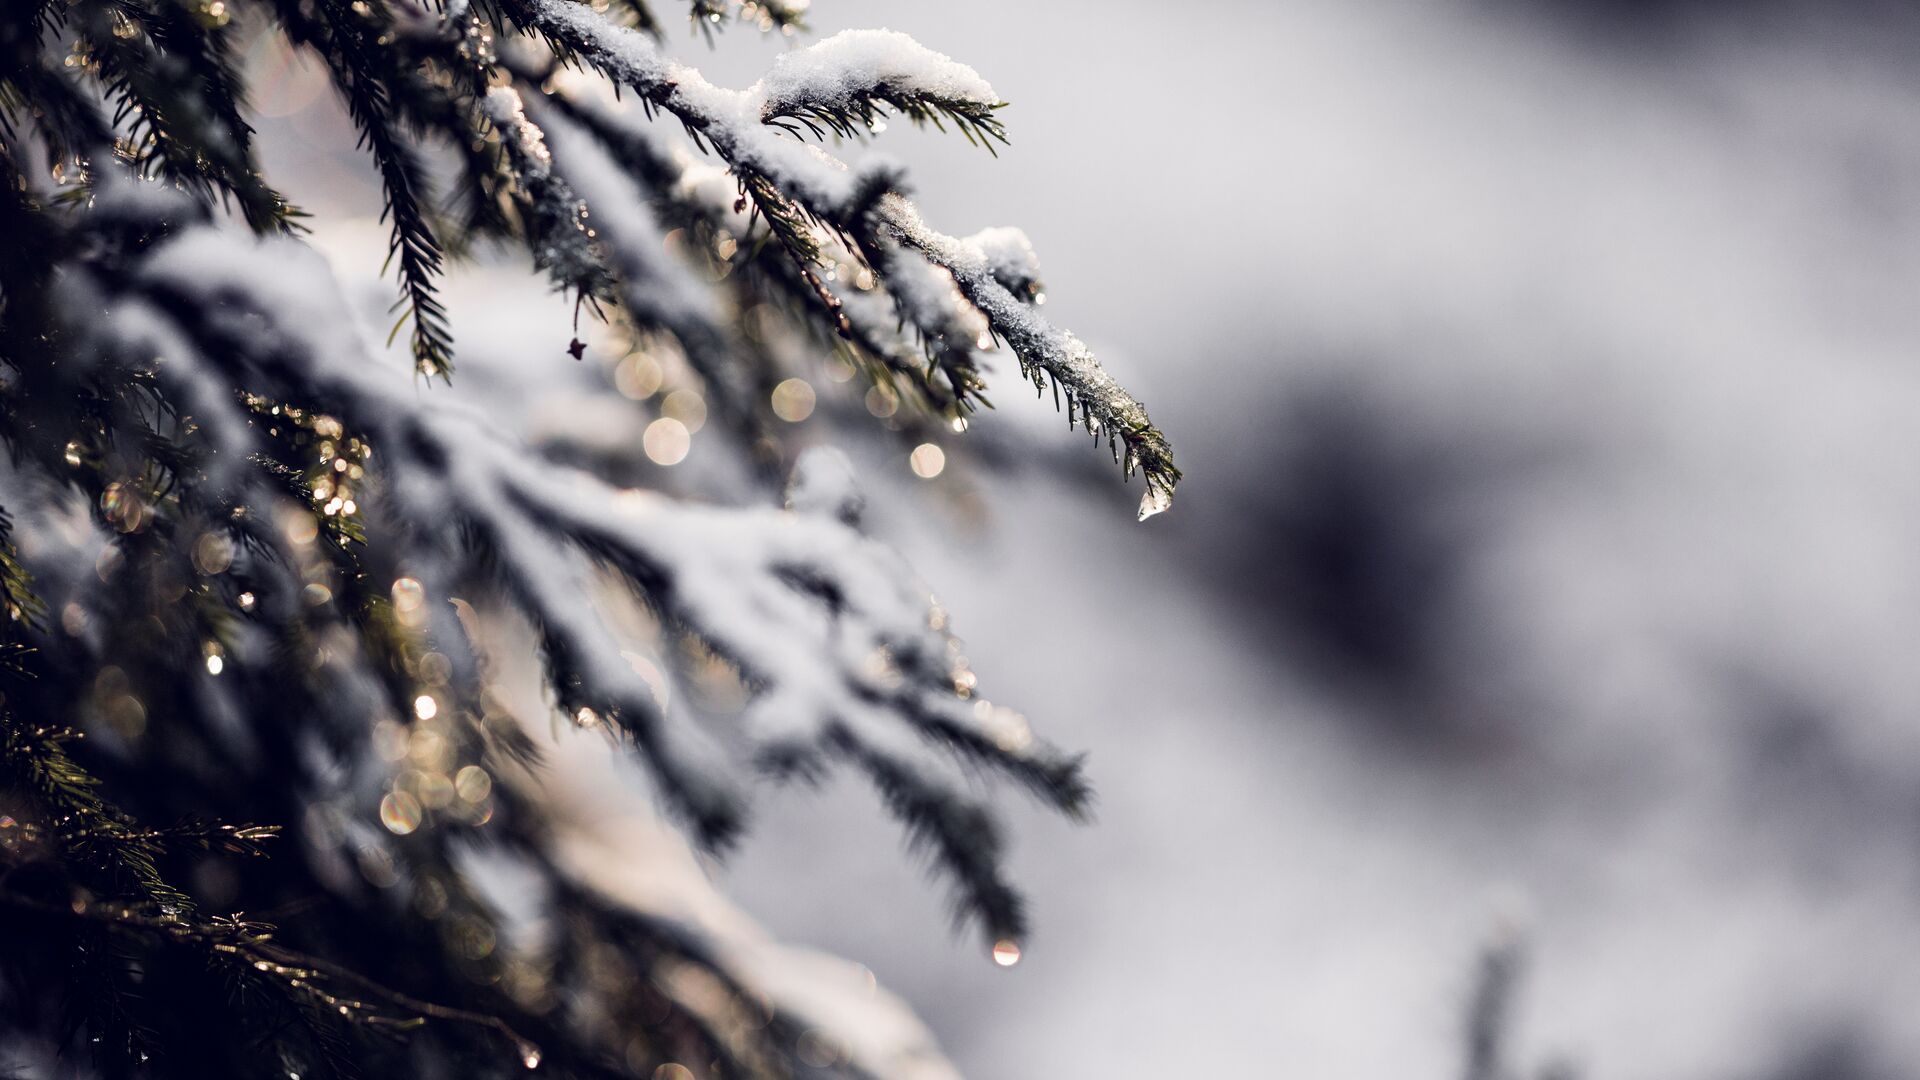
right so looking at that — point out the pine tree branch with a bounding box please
[70,0,298,234]
[502,0,1180,510]
[0,893,544,1067]
[279,0,456,378]
[756,29,1007,153]
[105,222,1087,939]
[0,7,1175,1063]
[0,507,47,631]
[872,196,1182,515]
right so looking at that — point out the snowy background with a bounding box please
[253,1,1920,1076]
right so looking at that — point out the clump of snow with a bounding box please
[482,86,553,175]
[877,247,988,348]
[786,445,864,524]
[752,29,999,116]
[526,2,918,217]
[965,226,1043,299]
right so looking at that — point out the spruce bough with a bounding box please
[0,2,1179,1077]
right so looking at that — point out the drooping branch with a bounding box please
[91,222,1088,939]
[0,6,1179,1071]
[512,0,1179,509]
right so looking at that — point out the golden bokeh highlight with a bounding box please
[644,418,691,466]
[769,378,816,422]
[455,764,493,803]
[909,443,946,479]
[379,791,422,835]
[192,532,234,575]
[614,353,664,400]
[285,512,319,546]
[411,769,456,809]
[661,389,707,433]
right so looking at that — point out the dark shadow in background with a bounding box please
[1176,361,1573,749]
[1484,0,1920,49]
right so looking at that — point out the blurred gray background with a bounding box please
[257,1,1920,1075]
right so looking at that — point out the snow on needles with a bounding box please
[522,0,1178,510]
[129,221,1087,942]
[752,29,1000,117]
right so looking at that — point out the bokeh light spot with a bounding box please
[909,443,946,479]
[770,377,816,422]
[644,418,691,466]
[380,791,422,835]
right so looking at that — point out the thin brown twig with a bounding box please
[0,891,539,1061]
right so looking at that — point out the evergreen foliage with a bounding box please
[0,2,1179,1077]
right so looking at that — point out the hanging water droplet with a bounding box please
[1137,486,1173,523]
[519,1042,542,1069]
[991,938,1022,967]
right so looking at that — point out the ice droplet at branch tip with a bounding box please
[1137,486,1173,523]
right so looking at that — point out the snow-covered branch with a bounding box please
[0,3,1177,1071]
[102,219,1083,940]
[513,0,1179,507]
[755,29,1007,151]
